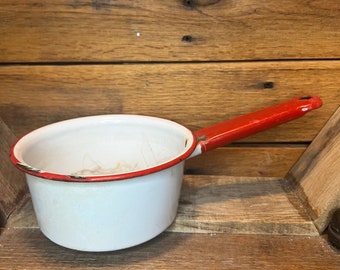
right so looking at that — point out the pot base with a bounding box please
[26,163,184,252]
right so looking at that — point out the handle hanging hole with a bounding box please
[299,96,312,100]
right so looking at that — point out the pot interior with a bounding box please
[13,115,195,178]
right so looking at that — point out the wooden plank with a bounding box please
[0,61,338,141]
[185,146,305,177]
[0,118,27,227]
[286,107,340,233]
[0,0,339,62]
[0,229,339,269]
[169,175,317,235]
[8,175,318,236]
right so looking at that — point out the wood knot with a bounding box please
[183,0,221,8]
[182,35,194,42]
[183,0,195,9]
[263,82,275,89]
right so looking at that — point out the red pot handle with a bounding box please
[194,95,322,154]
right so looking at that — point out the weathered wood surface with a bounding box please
[287,107,340,233]
[1,175,324,268]
[1,61,338,141]
[0,229,339,270]
[0,118,27,227]
[185,146,305,177]
[7,175,318,236]
[172,175,317,235]
[0,0,339,62]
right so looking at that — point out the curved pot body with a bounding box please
[13,115,193,251]
[27,163,184,252]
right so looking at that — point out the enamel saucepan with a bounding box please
[10,95,322,252]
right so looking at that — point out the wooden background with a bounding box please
[1,0,339,179]
[1,0,339,62]
[0,1,340,268]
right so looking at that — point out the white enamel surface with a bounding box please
[14,115,195,177]
[26,163,184,251]
[188,143,203,159]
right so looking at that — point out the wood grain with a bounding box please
[0,229,339,270]
[0,118,27,227]
[0,61,338,141]
[184,146,305,177]
[0,0,339,62]
[287,107,340,233]
[170,175,317,235]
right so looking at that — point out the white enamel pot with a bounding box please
[10,96,322,252]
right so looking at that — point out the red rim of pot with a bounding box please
[10,116,198,182]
